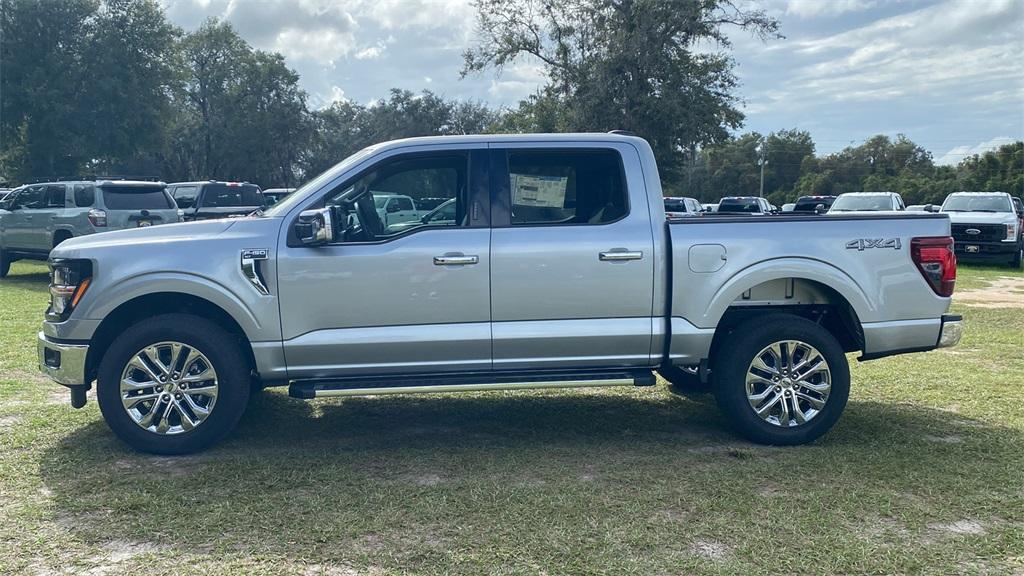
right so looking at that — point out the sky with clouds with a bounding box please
[161,0,1023,163]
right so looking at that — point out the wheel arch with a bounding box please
[85,292,257,382]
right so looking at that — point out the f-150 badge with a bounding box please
[846,238,901,251]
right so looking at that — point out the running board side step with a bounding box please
[289,369,656,399]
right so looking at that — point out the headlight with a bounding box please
[47,259,92,321]
[1007,222,1019,241]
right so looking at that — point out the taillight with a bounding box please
[88,208,107,227]
[911,236,956,297]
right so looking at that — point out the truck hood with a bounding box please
[51,219,239,258]
[943,211,1016,225]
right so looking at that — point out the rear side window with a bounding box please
[508,150,627,226]
[45,185,67,208]
[74,185,95,207]
[201,184,263,207]
[101,186,173,210]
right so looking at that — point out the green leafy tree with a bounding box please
[463,0,780,186]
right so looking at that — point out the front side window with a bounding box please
[16,186,46,209]
[508,150,627,226]
[326,154,467,242]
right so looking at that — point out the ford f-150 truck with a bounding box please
[37,133,963,454]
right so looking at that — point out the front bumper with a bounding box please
[37,332,89,387]
[953,240,1017,260]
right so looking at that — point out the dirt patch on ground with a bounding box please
[957,277,1024,308]
[0,414,22,428]
[690,539,731,561]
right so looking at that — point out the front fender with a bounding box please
[78,271,271,342]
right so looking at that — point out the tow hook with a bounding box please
[69,385,89,409]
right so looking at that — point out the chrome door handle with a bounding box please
[433,254,479,266]
[599,250,643,261]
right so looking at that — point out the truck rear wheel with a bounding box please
[712,313,849,445]
[96,313,251,454]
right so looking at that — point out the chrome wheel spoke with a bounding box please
[746,340,831,428]
[120,341,218,436]
[122,391,161,409]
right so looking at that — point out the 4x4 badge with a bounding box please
[846,238,902,251]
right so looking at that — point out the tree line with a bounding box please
[2,0,1020,203]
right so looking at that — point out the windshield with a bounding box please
[794,197,834,212]
[718,198,760,213]
[101,186,173,210]
[941,195,1012,213]
[664,199,688,212]
[262,145,381,217]
[202,184,263,207]
[829,195,892,211]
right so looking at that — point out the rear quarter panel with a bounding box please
[667,214,953,356]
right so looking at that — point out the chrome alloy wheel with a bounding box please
[120,341,219,435]
[745,340,831,427]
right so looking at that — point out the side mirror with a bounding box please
[815,205,827,215]
[295,208,335,246]
[386,203,401,213]
[924,204,937,213]
[176,197,195,209]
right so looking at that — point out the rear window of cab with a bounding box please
[202,184,263,207]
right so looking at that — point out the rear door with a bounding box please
[489,143,655,370]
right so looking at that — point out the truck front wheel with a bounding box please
[712,314,850,445]
[96,313,251,454]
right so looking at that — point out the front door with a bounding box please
[489,144,656,370]
[4,186,47,253]
[277,148,492,379]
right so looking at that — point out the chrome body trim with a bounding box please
[310,377,635,398]
[37,332,89,386]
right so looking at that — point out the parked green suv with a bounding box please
[0,180,179,277]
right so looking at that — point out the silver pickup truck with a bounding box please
[37,133,963,454]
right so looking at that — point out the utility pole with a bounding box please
[756,138,767,197]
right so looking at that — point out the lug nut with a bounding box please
[161,394,170,401]
[155,386,163,393]
[175,393,183,400]
[774,386,782,392]
[159,375,166,382]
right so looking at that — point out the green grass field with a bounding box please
[1,260,1022,575]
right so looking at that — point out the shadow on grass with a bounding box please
[36,391,1024,568]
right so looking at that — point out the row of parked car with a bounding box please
[0,179,467,276]
[0,180,298,276]
[665,191,1024,268]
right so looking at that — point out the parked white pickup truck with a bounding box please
[38,133,963,454]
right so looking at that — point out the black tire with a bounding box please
[657,364,711,394]
[96,313,251,454]
[712,313,850,446]
[0,248,9,278]
[1011,244,1023,270]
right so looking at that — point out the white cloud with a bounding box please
[486,61,547,100]
[786,0,877,18]
[936,137,1017,166]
